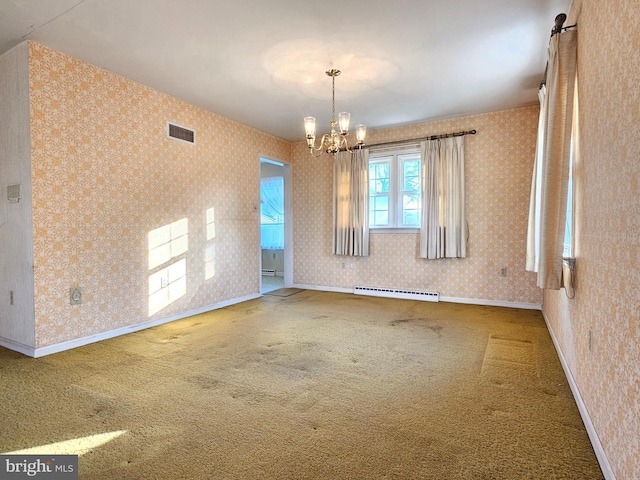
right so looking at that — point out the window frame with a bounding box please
[369,147,422,232]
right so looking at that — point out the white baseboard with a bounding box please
[292,285,541,310]
[14,293,261,358]
[542,311,616,480]
[440,296,542,310]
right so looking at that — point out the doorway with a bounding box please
[259,157,291,293]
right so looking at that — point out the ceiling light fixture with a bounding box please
[304,69,366,157]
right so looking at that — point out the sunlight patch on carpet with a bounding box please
[3,430,128,456]
[264,288,304,297]
[481,335,536,386]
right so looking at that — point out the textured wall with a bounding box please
[0,42,35,348]
[542,1,640,478]
[29,42,291,347]
[292,107,542,306]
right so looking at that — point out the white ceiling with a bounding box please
[0,0,571,142]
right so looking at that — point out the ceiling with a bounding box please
[0,0,571,142]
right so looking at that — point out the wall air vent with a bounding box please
[354,286,439,302]
[167,122,195,144]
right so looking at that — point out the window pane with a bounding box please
[403,193,421,226]
[370,194,389,226]
[404,176,420,191]
[403,160,421,191]
[403,211,419,226]
[403,193,420,210]
[375,196,388,210]
[374,211,388,225]
[404,160,420,176]
[373,180,385,193]
[375,163,389,178]
[370,162,390,193]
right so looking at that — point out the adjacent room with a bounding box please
[0,1,637,479]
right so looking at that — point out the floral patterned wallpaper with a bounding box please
[29,42,291,347]
[542,1,640,478]
[292,106,542,306]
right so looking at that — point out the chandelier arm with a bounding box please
[308,134,331,156]
[309,148,325,158]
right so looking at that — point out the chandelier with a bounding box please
[304,69,366,157]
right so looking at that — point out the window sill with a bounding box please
[370,228,420,234]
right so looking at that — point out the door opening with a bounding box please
[259,157,290,293]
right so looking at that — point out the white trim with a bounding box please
[542,311,616,480]
[0,337,36,357]
[259,154,292,288]
[370,228,420,234]
[292,284,353,294]
[440,296,541,310]
[18,294,261,358]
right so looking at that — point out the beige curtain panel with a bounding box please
[420,136,466,259]
[332,149,370,256]
[526,84,548,273]
[526,29,577,289]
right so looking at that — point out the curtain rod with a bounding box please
[362,129,477,151]
[540,13,577,88]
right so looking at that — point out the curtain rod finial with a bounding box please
[553,13,567,35]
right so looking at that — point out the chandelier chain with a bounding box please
[331,74,336,124]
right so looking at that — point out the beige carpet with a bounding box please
[264,288,304,297]
[0,290,603,479]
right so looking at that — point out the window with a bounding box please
[260,176,284,249]
[563,151,573,257]
[369,150,421,229]
[564,75,579,258]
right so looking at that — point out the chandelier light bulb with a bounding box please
[356,124,367,144]
[338,112,350,135]
[304,116,316,138]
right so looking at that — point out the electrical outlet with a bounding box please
[70,287,82,305]
[500,267,507,277]
[341,262,346,269]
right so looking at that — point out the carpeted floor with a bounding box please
[0,290,603,479]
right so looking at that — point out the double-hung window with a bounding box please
[369,149,421,230]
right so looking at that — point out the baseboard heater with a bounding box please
[354,286,439,302]
[261,269,276,276]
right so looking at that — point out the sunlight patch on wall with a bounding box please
[148,218,189,316]
[148,218,189,270]
[3,430,128,456]
[149,258,187,316]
